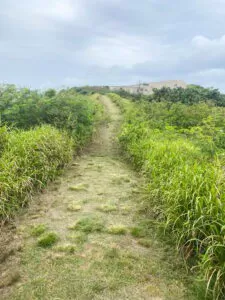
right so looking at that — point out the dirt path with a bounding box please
[0,96,194,300]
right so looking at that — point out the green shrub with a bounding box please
[0,86,100,148]
[0,85,102,221]
[114,85,225,106]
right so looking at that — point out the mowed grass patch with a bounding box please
[69,216,105,233]
[111,175,131,185]
[67,232,88,245]
[10,238,192,300]
[120,204,132,215]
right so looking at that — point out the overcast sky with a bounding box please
[1,0,225,90]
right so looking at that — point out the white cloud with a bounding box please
[81,35,166,67]
[2,0,85,31]
[36,0,82,22]
[62,77,88,86]
[192,35,225,49]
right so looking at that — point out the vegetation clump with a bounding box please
[96,204,117,213]
[70,217,105,233]
[37,232,59,248]
[67,204,82,212]
[30,224,47,237]
[110,87,225,299]
[54,244,76,254]
[0,125,74,219]
[107,225,127,235]
[0,85,101,220]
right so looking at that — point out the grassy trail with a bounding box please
[1,96,195,300]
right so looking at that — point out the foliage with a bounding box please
[0,126,8,155]
[70,217,105,233]
[149,85,225,106]
[74,86,110,95]
[0,85,99,147]
[113,92,225,299]
[115,84,225,107]
[0,125,74,219]
[0,84,102,220]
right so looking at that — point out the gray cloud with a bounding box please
[1,0,225,90]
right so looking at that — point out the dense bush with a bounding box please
[74,86,110,95]
[109,92,225,299]
[0,84,101,220]
[115,84,225,107]
[149,85,225,106]
[0,86,99,147]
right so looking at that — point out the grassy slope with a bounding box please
[1,95,200,300]
[109,92,225,299]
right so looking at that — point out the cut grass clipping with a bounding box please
[96,204,117,213]
[37,232,59,248]
[107,225,127,235]
[69,217,105,233]
[67,204,82,212]
[54,244,76,254]
[68,183,89,191]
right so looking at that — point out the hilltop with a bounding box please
[109,80,187,95]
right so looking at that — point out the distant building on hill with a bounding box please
[109,80,187,95]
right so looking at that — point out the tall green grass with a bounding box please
[111,93,225,299]
[0,125,74,220]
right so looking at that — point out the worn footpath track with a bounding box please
[0,96,193,300]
